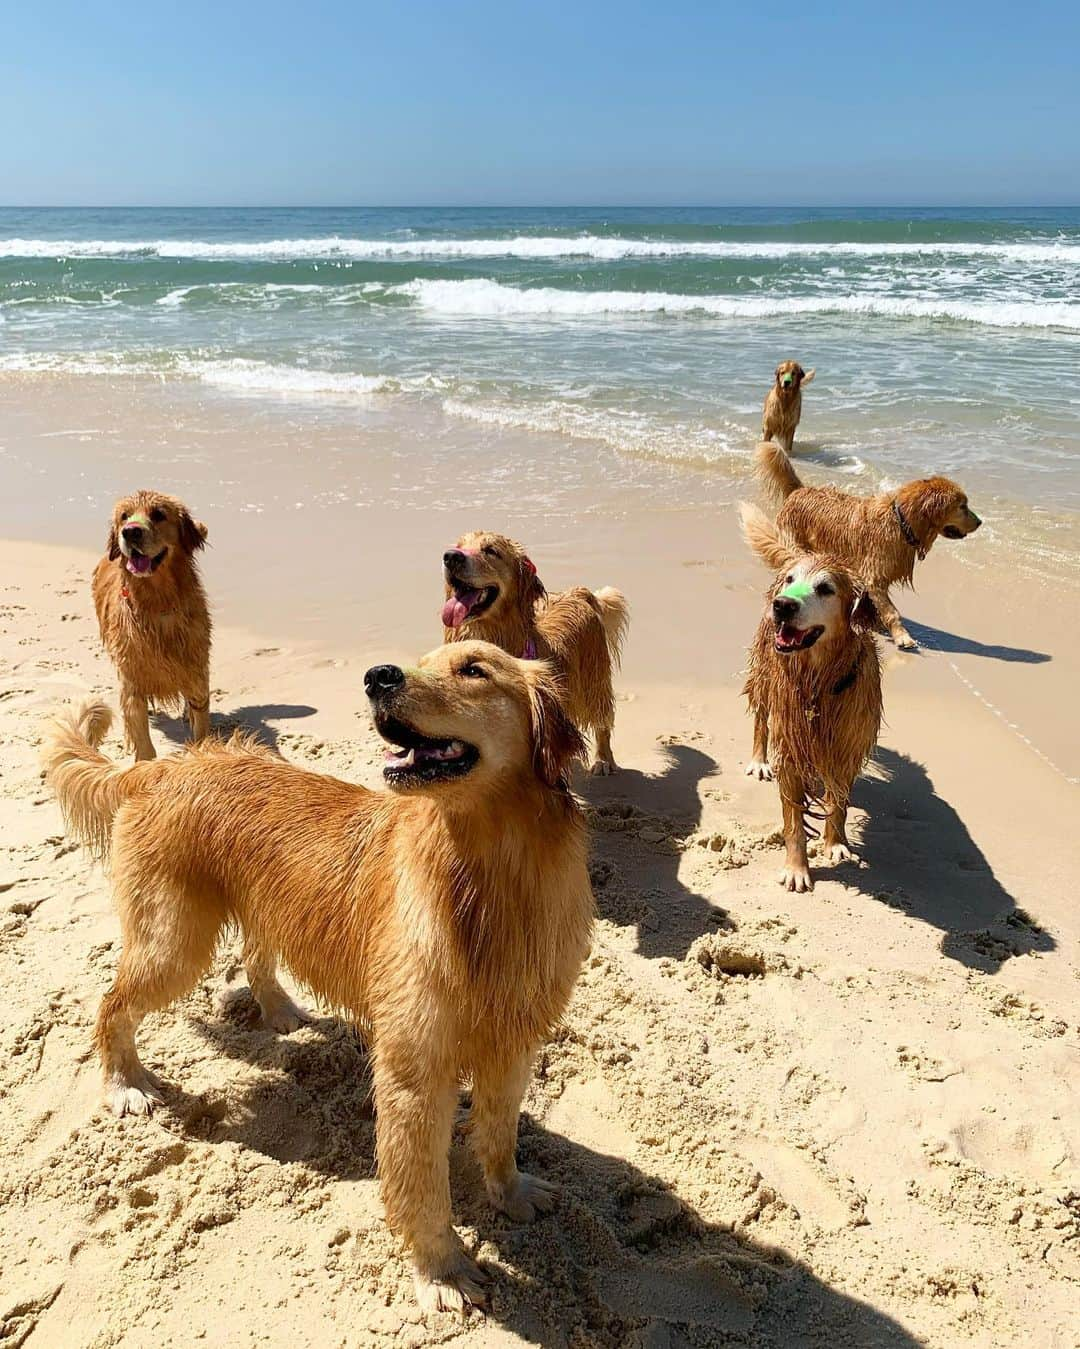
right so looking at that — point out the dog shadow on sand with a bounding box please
[902,619,1051,665]
[165,1003,922,1348]
[577,743,726,961]
[152,703,318,753]
[841,746,1055,971]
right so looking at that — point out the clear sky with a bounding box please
[3,0,1077,206]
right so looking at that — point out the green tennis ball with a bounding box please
[779,579,813,602]
[780,374,794,386]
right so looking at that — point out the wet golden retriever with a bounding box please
[762,359,815,453]
[92,490,211,759]
[441,531,629,775]
[741,504,882,893]
[755,441,982,649]
[42,641,593,1314]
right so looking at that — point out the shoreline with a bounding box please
[3,363,1080,521]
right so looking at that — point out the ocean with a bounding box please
[2,205,1079,536]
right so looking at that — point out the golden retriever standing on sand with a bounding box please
[755,441,982,650]
[92,490,211,759]
[740,504,882,893]
[441,531,629,775]
[762,359,815,453]
[43,641,593,1314]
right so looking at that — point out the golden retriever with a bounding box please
[762,359,815,453]
[754,441,982,650]
[92,490,211,759]
[42,641,593,1314]
[441,531,629,775]
[740,504,882,893]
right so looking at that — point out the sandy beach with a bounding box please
[1,372,1078,1348]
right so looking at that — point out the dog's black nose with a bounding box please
[773,596,799,621]
[443,549,464,568]
[970,514,982,531]
[121,523,144,542]
[364,664,405,697]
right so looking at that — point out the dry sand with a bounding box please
[1,379,1078,1348]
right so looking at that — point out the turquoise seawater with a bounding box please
[2,206,1079,512]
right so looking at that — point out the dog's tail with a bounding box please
[739,502,798,573]
[593,586,630,669]
[41,701,151,858]
[754,439,803,502]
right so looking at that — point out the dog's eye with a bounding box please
[481,545,501,560]
[149,508,166,524]
[815,582,835,597]
[784,575,794,585]
[120,513,129,522]
[458,662,487,679]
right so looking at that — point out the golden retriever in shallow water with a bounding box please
[762,359,815,453]
[42,642,593,1314]
[441,531,629,775]
[740,504,883,893]
[92,490,211,760]
[754,441,982,650]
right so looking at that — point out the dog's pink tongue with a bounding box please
[441,588,481,628]
[126,554,152,576]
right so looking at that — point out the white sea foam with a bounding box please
[177,358,395,397]
[0,350,398,398]
[442,396,748,467]
[398,279,1080,330]
[3,235,1080,264]
[0,351,147,375]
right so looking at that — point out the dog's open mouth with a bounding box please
[377,714,479,786]
[942,526,965,540]
[123,547,168,577]
[774,622,824,654]
[441,580,498,629]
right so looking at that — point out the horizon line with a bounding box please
[2,202,1079,212]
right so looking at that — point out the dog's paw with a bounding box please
[745,759,773,781]
[413,1249,490,1316]
[589,757,616,777]
[780,865,813,894]
[258,994,311,1035]
[487,1170,558,1223]
[824,843,857,865]
[105,1070,164,1118]
[895,631,919,651]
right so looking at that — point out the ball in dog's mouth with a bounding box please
[123,546,168,577]
[774,621,824,654]
[376,713,479,787]
[441,581,498,629]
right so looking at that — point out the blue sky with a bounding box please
[3,0,1077,205]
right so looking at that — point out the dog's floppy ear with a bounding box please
[528,666,585,788]
[514,549,546,630]
[518,552,545,603]
[178,510,208,553]
[774,364,784,384]
[851,588,879,633]
[106,519,121,561]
